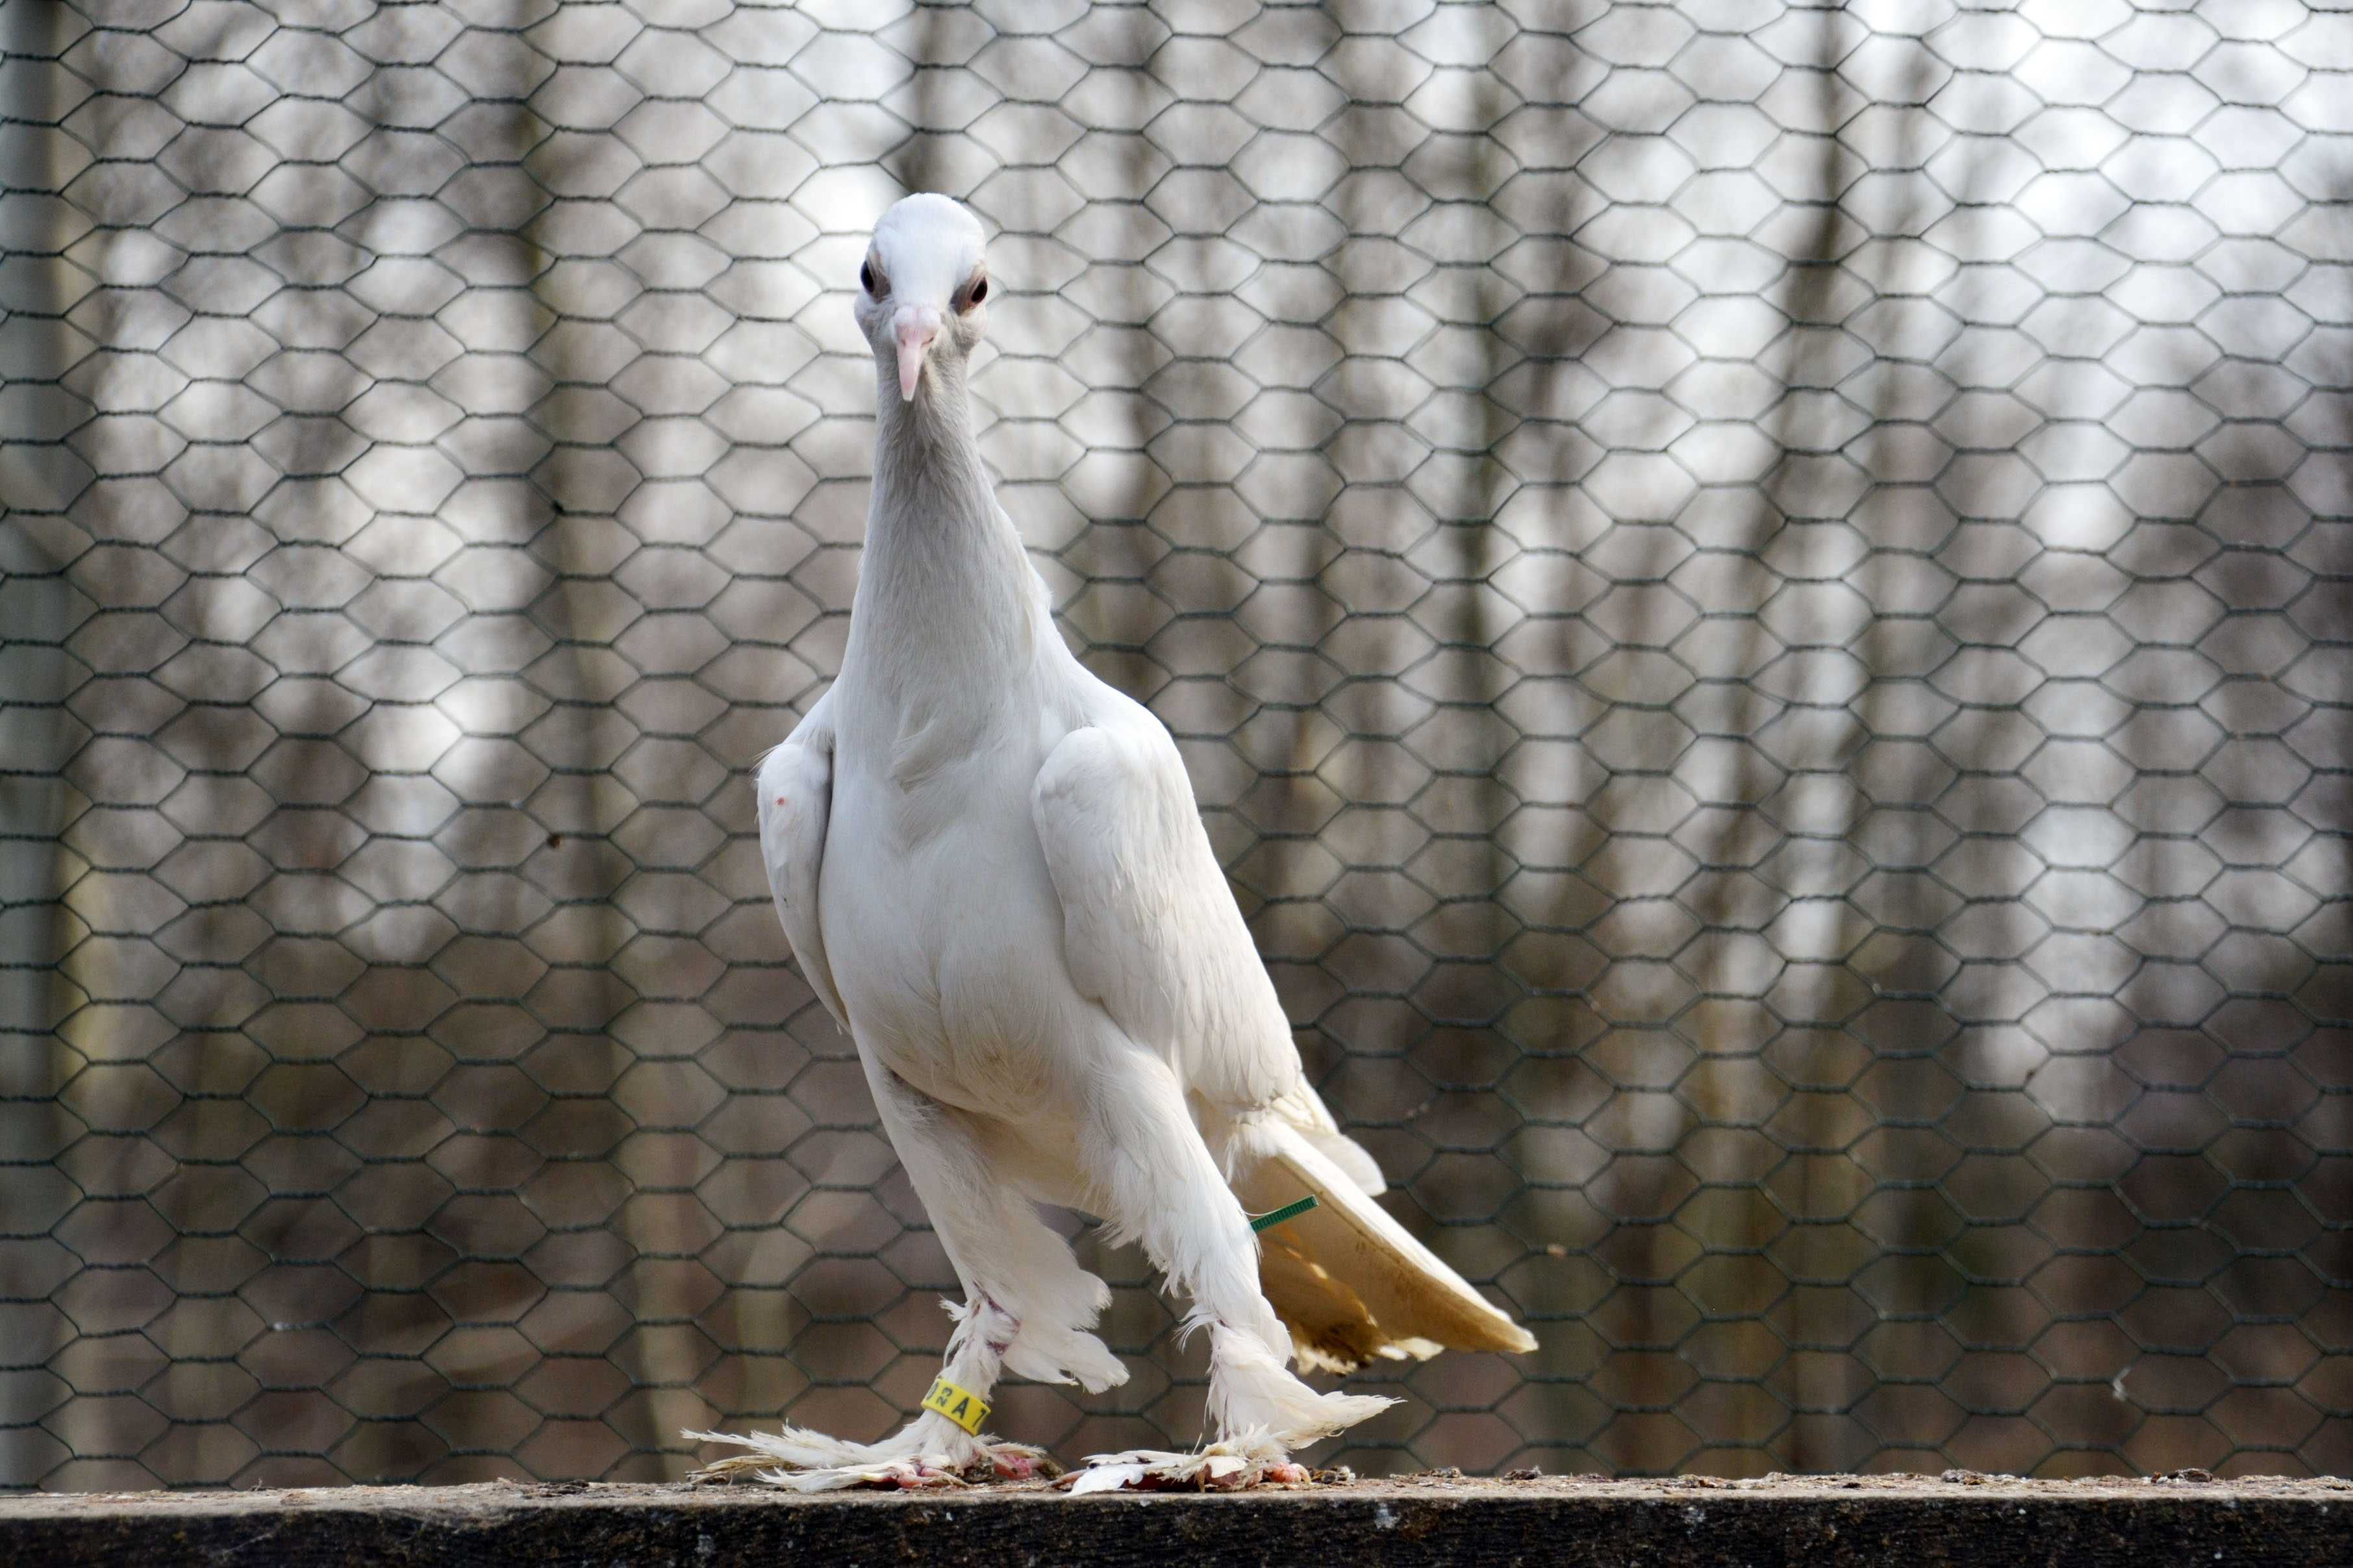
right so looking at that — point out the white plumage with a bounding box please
[692,194,1533,1493]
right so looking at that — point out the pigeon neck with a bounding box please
[853,360,1038,693]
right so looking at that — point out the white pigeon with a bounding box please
[689,193,1535,1493]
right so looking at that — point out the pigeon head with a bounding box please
[856,193,990,406]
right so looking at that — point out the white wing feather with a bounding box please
[1034,709,1302,1110]
[1032,703,1383,1188]
[755,700,847,1032]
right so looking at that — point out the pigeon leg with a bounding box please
[688,1293,1051,1490]
[689,1062,1122,1489]
[862,1060,1128,1397]
[1064,1046,1393,1492]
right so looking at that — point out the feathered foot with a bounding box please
[1059,1430,1315,1495]
[1206,1322,1394,1443]
[686,1422,1058,1492]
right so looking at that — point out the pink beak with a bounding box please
[896,307,941,403]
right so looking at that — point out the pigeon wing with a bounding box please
[1032,706,1298,1112]
[755,697,848,1032]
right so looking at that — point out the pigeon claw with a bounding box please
[1058,1432,1313,1495]
[984,1447,1059,1482]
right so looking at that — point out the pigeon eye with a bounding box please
[968,277,987,305]
[859,262,875,295]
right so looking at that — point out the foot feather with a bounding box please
[1002,1320,1129,1391]
[1207,1326,1394,1446]
[685,1424,1055,1491]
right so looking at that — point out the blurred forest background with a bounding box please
[2,0,2349,1487]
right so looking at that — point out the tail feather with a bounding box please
[1231,1117,1538,1373]
[1299,1122,1385,1195]
[1266,1082,1386,1195]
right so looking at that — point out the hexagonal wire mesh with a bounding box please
[1,0,2349,1489]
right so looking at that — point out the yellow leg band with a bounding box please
[922,1375,990,1436]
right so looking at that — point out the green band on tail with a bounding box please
[1250,1194,1319,1234]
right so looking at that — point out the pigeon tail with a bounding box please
[1229,1117,1539,1373]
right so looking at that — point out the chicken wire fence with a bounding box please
[1,0,2350,1491]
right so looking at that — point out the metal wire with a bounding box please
[1,0,2347,1488]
